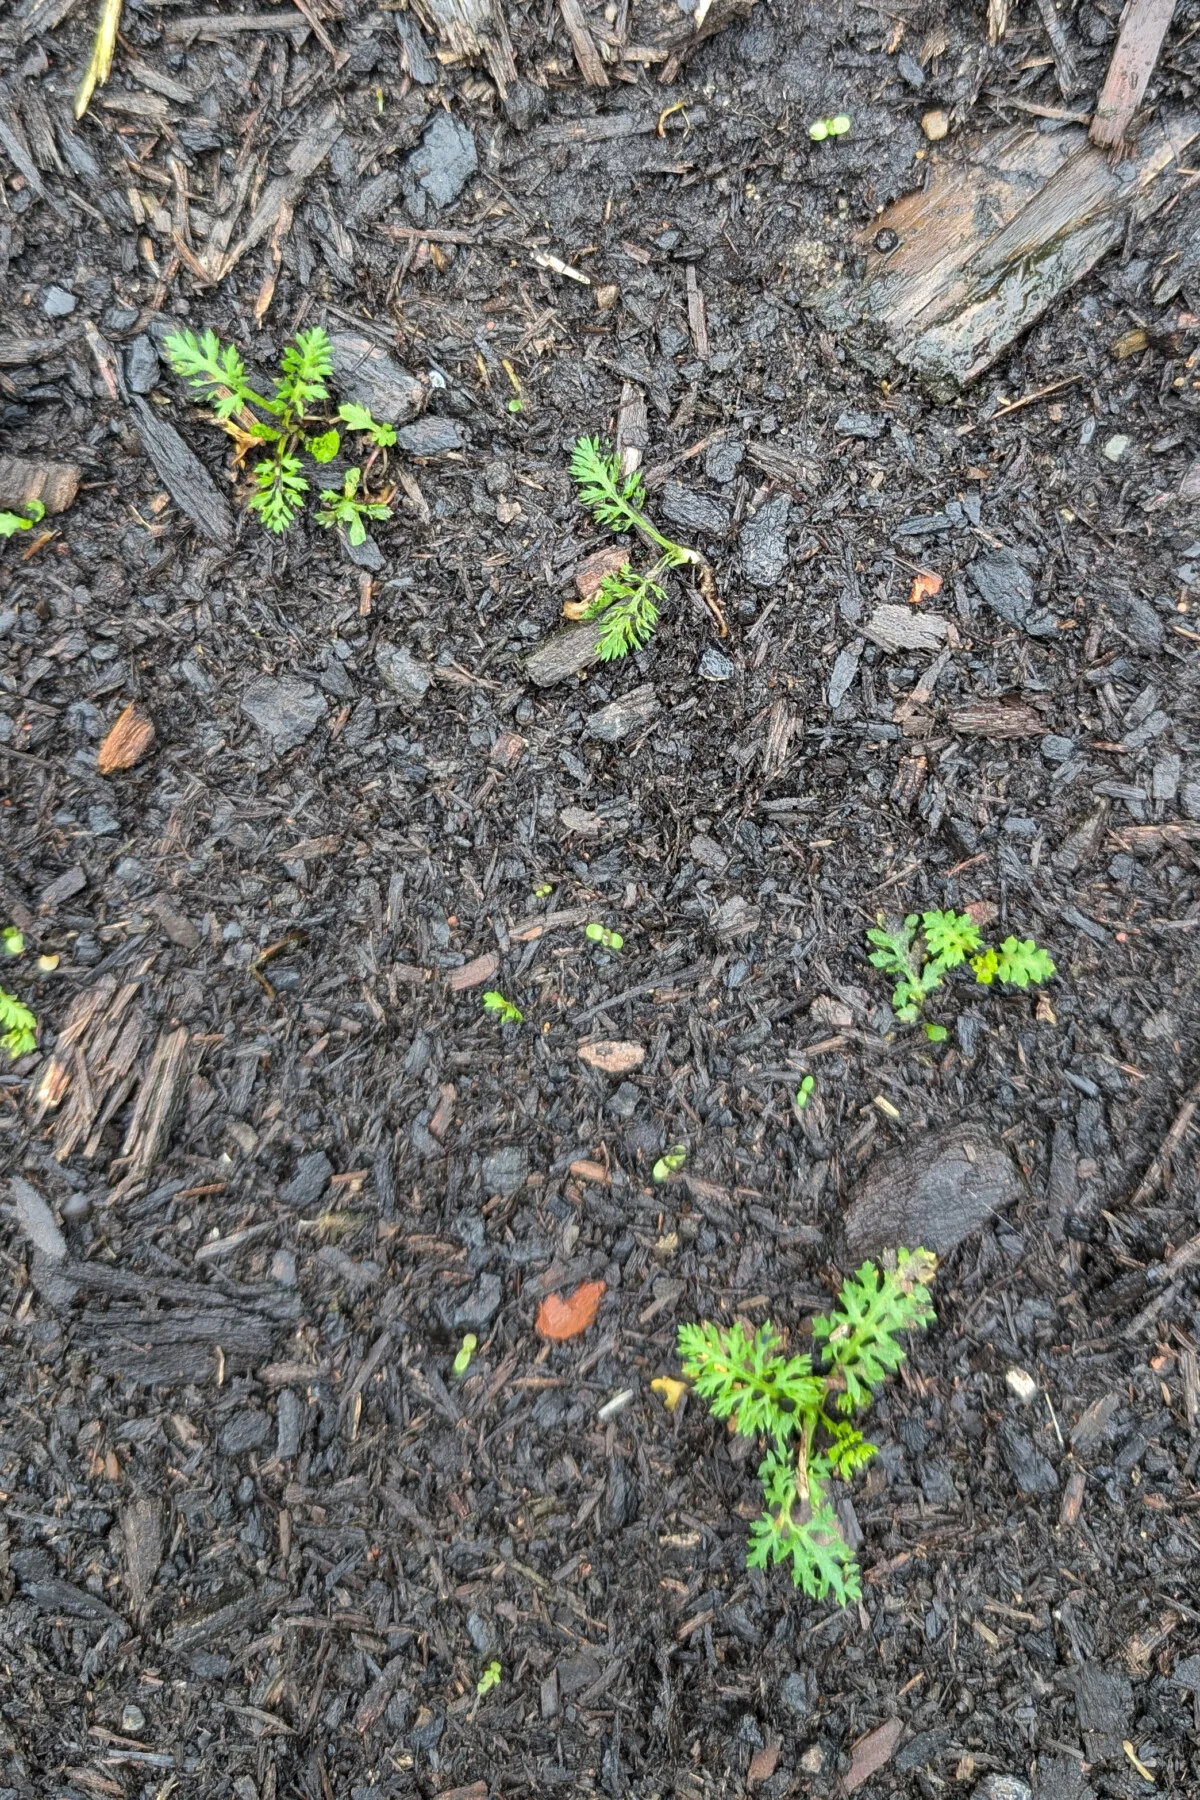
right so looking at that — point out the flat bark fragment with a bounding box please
[0,454,80,515]
[409,0,517,94]
[132,397,234,545]
[525,622,602,686]
[813,113,1199,397]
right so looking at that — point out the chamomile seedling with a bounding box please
[482,991,523,1025]
[794,1074,815,1110]
[809,113,851,141]
[585,922,624,951]
[453,1334,477,1376]
[653,1145,687,1185]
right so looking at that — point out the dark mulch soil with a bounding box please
[2,0,1200,1795]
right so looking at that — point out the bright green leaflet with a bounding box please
[679,1250,935,1604]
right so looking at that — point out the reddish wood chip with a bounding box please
[536,1279,606,1342]
[908,569,943,605]
[748,1738,781,1785]
[963,899,999,929]
[447,952,499,992]
[577,1040,644,1074]
[96,704,155,774]
[842,1718,903,1796]
[569,1158,609,1185]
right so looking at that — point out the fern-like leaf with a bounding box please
[570,435,647,533]
[163,328,259,421]
[586,564,663,661]
[823,1418,878,1479]
[249,452,307,533]
[0,986,37,1059]
[813,1251,936,1410]
[677,1321,825,1448]
[921,908,981,969]
[276,326,333,415]
[974,936,1055,988]
[749,1451,861,1603]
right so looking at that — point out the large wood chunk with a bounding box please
[814,113,1198,397]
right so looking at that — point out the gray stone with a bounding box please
[835,410,885,438]
[125,334,161,394]
[241,676,326,753]
[275,1388,305,1460]
[327,330,424,424]
[828,644,860,709]
[1040,735,1076,762]
[705,439,744,482]
[842,1125,1022,1260]
[482,1144,528,1195]
[395,416,463,455]
[375,642,432,705]
[587,683,658,742]
[970,549,1033,626]
[219,1411,271,1455]
[1182,778,1200,821]
[407,112,477,212]
[897,50,926,86]
[972,1781,1032,1800]
[740,494,791,586]
[466,1612,494,1654]
[1107,582,1164,653]
[280,1150,333,1209]
[270,1248,298,1288]
[1067,1663,1132,1763]
[501,78,547,131]
[699,647,735,682]
[606,1080,641,1120]
[41,284,76,318]
[10,1177,66,1262]
[454,1272,502,1331]
[999,1422,1058,1495]
[780,1673,812,1720]
[1151,753,1180,802]
[660,481,730,538]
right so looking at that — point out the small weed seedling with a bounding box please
[453,1334,477,1376]
[482,991,523,1025]
[679,1250,935,1602]
[571,436,701,660]
[163,326,397,538]
[585,921,624,951]
[652,1144,687,1184]
[867,908,1055,1024]
[809,113,851,141]
[476,1661,502,1697]
[794,1074,816,1110]
[1,927,37,1059]
[0,499,45,540]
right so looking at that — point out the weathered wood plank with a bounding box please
[1091,0,1176,150]
[815,112,1198,396]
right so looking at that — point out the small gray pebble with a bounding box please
[270,1248,298,1287]
[125,334,161,394]
[41,284,77,318]
[699,647,735,682]
[120,1704,146,1733]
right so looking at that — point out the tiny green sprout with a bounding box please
[476,1661,502,1696]
[2,926,24,957]
[867,909,1054,1024]
[585,922,624,951]
[653,1145,687,1185]
[482,991,523,1025]
[533,883,553,898]
[809,114,851,142]
[453,1333,477,1376]
[795,1074,815,1109]
[924,1022,948,1043]
[0,499,46,539]
[0,987,37,1059]
[570,436,702,660]
[507,396,524,413]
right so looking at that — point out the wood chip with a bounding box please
[842,1718,904,1796]
[577,1040,645,1074]
[1090,0,1176,149]
[217,104,341,281]
[569,1159,609,1184]
[119,1026,191,1177]
[558,0,609,85]
[0,454,80,516]
[748,1739,781,1785]
[97,705,156,775]
[447,952,499,991]
[945,698,1047,738]
[1060,1467,1086,1527]
[536,1279,607,1341]
[863,604,948,652]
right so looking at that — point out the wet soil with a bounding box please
[2,0,1200,1796]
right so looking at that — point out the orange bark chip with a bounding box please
[97,704,156,774]
[908,570,943,605]
[536,1279,607,1342]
